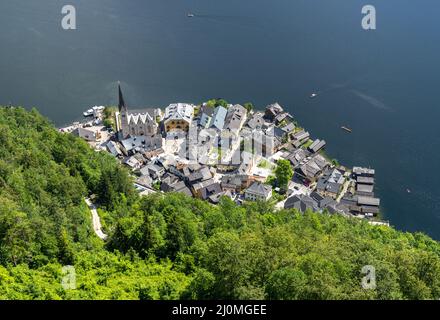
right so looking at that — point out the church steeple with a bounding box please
[118,82,128,114]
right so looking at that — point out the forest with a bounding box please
[1,106,440,300]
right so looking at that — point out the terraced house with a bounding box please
[164,103,195,132]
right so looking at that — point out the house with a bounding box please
[208,190,233,204]
[357,196,380,207]
[140,163,165,180]
[199,182,223,201]
[264,103,284,122]
[316,168,344,198]
[73,127,99,142]
[192,179,215,198]
[286,148,310,167]
[106,140,122,157]
[164,103,194,132]
[221,174,252,192]
[156,154,178,170]
[357,176,375,185]
[274,112,293,126]
[291,130,310,148]
[136,175,153,188]
[356,183,375,197]
[209,106,228,130]
[295,154,330,185]
[353,167,375,178]
[249,128,283,157]
[161,179,193,197]
[284,195,319,212]
[117,84,160,139]
[236,150,256,175]
[124,156,142,170]
[308,139,326,153]
[225,104,247,132]
[120,135,163,156]
[244,182,272,201]
[281,122,295,134]
[198,105,214,128]
[186,166,212,185]
[246,112,265,130]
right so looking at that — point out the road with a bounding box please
[85,198,108,241]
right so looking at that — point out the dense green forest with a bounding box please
[1,106,440,300]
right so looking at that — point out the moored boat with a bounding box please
[341,126,352,133]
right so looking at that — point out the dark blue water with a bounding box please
[1,0,439,238]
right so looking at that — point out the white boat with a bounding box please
[310,93,318,99]
[83,108,94,117]
[83,106,105,117]
[187,13,195,17]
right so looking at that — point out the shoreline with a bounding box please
[60,99,389,227]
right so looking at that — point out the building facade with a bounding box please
[164,103,194,132]
[117,84,160,139]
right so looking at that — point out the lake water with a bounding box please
[1,0,440,238]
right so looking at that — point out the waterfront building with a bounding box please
[117,84,161,139]
[164,103,195,132]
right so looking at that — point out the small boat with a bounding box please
[407,189,411,194]
[83,108,94,117]
[341,126,353,133]
[187,13,195,17]
[309,93,318,99]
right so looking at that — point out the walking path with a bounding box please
[85,198,108,240]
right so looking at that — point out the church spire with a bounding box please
[118,81,128,114]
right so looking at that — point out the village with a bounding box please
[61,84,387,225]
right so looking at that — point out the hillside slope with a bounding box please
[0,107,439,300]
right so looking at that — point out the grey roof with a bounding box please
[264,103,284,119]
[297,155,329,180]
[284,195,319,212]
[357,176,375,185]
[308,139,326,153]
[357,184,374,193]
[353,167,375,176]
[200,182,222,200]
[287,148,310,167]
[73,127,97,141]
[221,175,244,189]
[292,130,310,141]
[225,104,247,130]
[281,122,295,133]
[209,106,228,130]
[326,182,341,194]
[106,141,122,157]
[310,191,325,203]
[164,103,194,122]
[247,113,265,130]
[120,135,162,153]
[245,182,272,198]
[136,175,153,188]
[198,111,212,127]
[357,196,380,207]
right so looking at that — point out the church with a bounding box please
[116,84,162,140]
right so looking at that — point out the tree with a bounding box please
[274,159,293,192]
[244,102,254,112]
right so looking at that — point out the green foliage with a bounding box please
[274,159,293,192]
[0,107,133,266]
[244,102,254,112]
[205,99,228,109]
[1,107,440,300]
